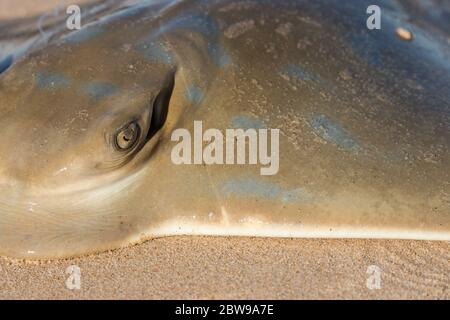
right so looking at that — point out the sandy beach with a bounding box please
[0,0,448,300]
[0,237,448,299]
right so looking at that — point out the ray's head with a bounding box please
[0,4,222,258]
[0,33,176,195]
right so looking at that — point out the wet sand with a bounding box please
[0,1,449,300]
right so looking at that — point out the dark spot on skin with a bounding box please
[231,115,266,129]
[35,71,71,89]
[307,113,361,153]
[82,82,117,99]
[185,85,204,104]
[221,177,313,202]
[138,41,174,64]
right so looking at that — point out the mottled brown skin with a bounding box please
[0,0,448,259]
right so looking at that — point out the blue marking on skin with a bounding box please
[231,115,266,129]
[185,85,204,104]
[82,82,117,99]
[283,64,317,81]
[139,41,174,64]
[208,43,232,67]
[62,25,104,44]
[0,55,13,74]
[221,177,313,203]
[308,113,361,152]
[35,71,70,89]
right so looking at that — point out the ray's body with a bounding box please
[0,0,448,258]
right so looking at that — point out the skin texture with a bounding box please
[0,0,448,259]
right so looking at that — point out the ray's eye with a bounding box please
[115,122,140,150]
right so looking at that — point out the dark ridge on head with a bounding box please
[146,72,175,140]
[0,55,13,75]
